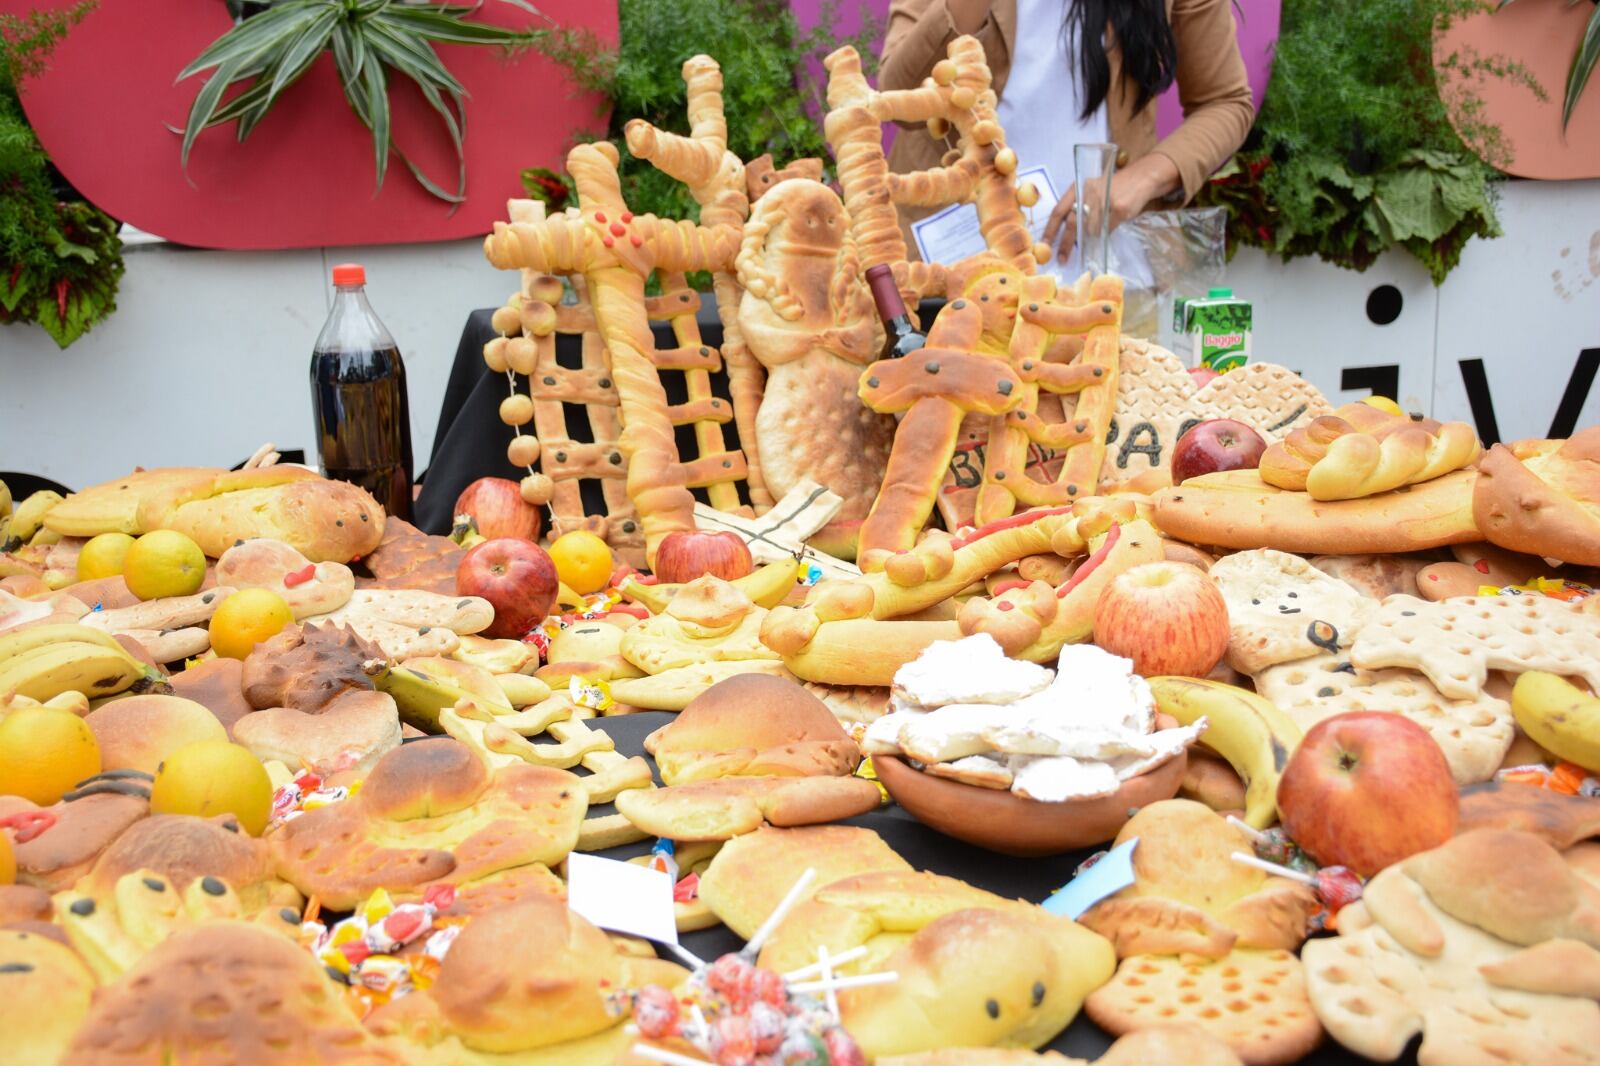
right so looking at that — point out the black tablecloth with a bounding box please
[571,712,1384,1065]
[419,308,1391,1063]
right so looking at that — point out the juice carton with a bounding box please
[1173,287,1252,371]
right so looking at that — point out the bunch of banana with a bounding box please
[620,557,801,615]
[0,624,157,704]
[1147,675,1304,829]
[365,654,544,732]
[1511,671,1600,774]
[1,489,64,552]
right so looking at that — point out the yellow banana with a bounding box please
[0,641,147,703]
[0,623,140,668]
[621,557,803,615]
[27,526,62,548]
[1511,671,1600,773]
[0,479,11,520]
[495,672,552,708]
[369,656,489,729]
[5,490,63,548]
[1146,675,1303,829]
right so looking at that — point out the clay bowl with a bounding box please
[874,728,1189,858]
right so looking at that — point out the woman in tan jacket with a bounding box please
[882,0,1254,263]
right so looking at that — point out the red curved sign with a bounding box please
[8,0,616,249]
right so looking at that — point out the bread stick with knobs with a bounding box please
[625,55,772,511]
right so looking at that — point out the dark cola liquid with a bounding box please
[310,344,414,521]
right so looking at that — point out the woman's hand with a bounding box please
[1042,154,1181,263]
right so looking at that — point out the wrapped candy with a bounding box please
[1481,577,1595,602]
[569,674,615,713]
[1498,761,1600,797]
[303,885,462,1016]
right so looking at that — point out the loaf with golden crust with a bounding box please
[63,922,407,1065]
[268,739,585,909]
[43,466,385,562]
[643,672,861,784]
[1152,468,1480,554]
[1260,403,1481,500]
[1473,426,1600,564]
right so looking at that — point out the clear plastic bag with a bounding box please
[1108,206,1228,344]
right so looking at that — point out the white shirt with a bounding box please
[994,0,1153,286]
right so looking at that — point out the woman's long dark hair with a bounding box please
[1061,0,1178,119]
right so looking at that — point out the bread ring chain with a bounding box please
[1259,404,1482,501]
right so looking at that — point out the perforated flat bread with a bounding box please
[698,825,911,940]
[1095,340,1330,485]
[1254,652,1513,785]
[1086,950,1322,1066]
[1207,549,1374,674]
[1350,594,1600,700]
[1303,847,1600,1066]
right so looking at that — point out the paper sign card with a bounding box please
[911,165,1060,267]
[1040,838,1138,919]
[565,853,680,945]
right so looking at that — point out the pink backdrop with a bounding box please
[789,0,1281,139]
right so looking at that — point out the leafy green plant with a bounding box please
[1499,0,1598,128]
[1,2,125,347]
[531,0,882,223]
[1195,0,1542,284]
[179,0,569,203]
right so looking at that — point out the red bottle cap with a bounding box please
[331,263,365,287]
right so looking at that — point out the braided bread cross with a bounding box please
[855,298,1025,566]
[824,35,1042,308]
[974,272,1126,523]
[484,146,741,567]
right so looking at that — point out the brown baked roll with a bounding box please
[1473,427,1600,565]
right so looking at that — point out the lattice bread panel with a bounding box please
[645,274,749,515]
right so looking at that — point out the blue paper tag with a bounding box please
[1041,838,1138,919]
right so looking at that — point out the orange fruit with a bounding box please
[149,739,272,835]
[0,705,101,804]
[76,532,136,581]
[208,588,295,661]
[547,531,614,595]
[122,530,206,601]
[0,830,13,884]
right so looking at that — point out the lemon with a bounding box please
[76,532,136,582]
[0,705,101,805]
[547,531,615,595]
[1360,395,1405,417]
[208,588,295,661]
[123,530,207,601]
[150,740,272,836]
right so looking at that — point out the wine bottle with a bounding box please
[310,263,415,521]
[865,264,927,360]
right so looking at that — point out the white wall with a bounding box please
[0,237,517,487]
[2,180,1596,491]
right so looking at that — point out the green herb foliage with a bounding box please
[533,0,882,223]
[179,0,559,204]
[1196,0,1542,285]
[1,2,124,348]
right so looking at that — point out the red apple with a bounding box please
[1170,418,1267,484]
[453,477,543,542]
[1276,712,1458,878]
[1093,561,1229,677]
[456,538,559,639]
[653,530,754,583]
[1187,366,1220,388]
